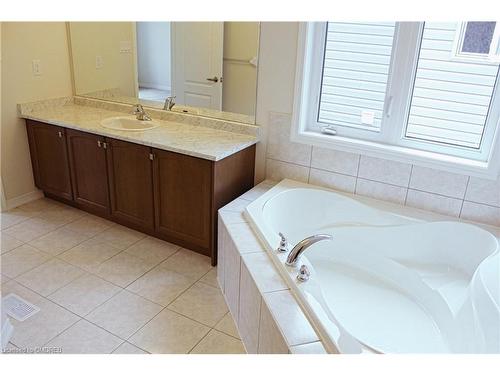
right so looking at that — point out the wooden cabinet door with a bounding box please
[107,139,155,232]
[153,149,212,254]
[26,120,73,201]
[66,129,110,216]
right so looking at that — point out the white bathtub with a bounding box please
[245,179,500,354]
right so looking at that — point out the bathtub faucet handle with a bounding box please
[277,232,288,252]
[297,265,310,282]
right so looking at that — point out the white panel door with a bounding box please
[171,22,223,110]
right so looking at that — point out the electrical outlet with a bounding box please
[32,60,42,76]
[95,55,103,69]
[120,41,132,53]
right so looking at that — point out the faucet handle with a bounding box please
[277,232,288,252]
[132,104,143,114]
[297,264,310,282]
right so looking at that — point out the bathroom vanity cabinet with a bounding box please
[107,138,156,233]
[25,120,255,265]
[26,122,73,201]
[66,129,110,216]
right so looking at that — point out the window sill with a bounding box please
[291,130,500,180]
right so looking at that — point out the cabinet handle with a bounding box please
[58,131,63,138]
[97,140,102,148]
[149,153,154,161]
[103,142,108,150]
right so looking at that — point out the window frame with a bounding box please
[451,22,500,63]
[291,22,500,180]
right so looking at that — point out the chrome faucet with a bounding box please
[285,234,333,266]
[163,96,176,111]
[133,104,152,121]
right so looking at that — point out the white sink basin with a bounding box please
[101,116,160,131]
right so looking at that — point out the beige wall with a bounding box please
[69,22,137,97]
[0,22,5,209]
[222,22,259,117]
[1,22,73,206]
[254,22,299,182]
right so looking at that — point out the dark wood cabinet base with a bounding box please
[26,120,255,265]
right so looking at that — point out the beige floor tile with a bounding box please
[1,233,24,254]
[93,252,159,287]
[15,258,84,296]
[47,319,123,354]
[92,225,145,250]
[58,238,122,271]
[48,273,121,316]
[169,282,228,327]
[2,281,79,349]
[86,290,162,339]
[215,312,240,339]
[3,217,60,242]
[129,309,209,354]
[17,198,61,216]
[1,244,51,278]
[161,248,212,279]
[62,215,112,237]
[0,208,35,230]
[2,342,20,354]
[29,227,89,256]
[190,330,246,354]
[112,341,149,354]
[38,206,85,227]
[199,268,218,288]
[1,273,11,286]
[127,266,196,306]
[125,236,179,263]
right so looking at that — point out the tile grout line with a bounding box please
[264,157,497,210]
[10,259,216,353]
[187,328,214,354]
[4,200,222,353]
[459,176,471,218]
[404,165,414,205]
[3,203,92,245]
[255,297,264,354]
[7,275,123,349]
[119,265,218,352]
[353,156,362,194]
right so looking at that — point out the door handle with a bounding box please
[206,76,219,83]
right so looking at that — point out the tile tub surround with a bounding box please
[1,197,245,354]
[17,96,259,161]
[217,179,500,354]
[218,180,328,354]
[264,112,500,228]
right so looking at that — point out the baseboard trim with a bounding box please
[138,83,171,92]
[3,189,44,211]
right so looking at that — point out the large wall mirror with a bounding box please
[68,22,260,124]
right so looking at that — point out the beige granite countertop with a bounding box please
[18,101,258,161]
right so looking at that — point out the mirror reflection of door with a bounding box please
[136,22,172,102]
[136,21,224,110]
[171,22,224,110]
